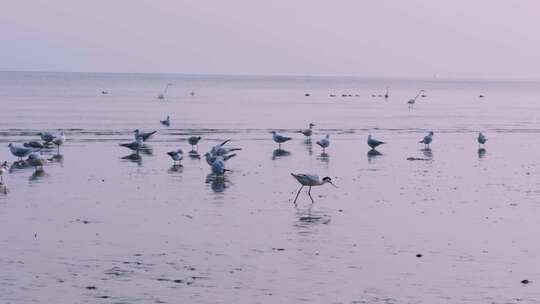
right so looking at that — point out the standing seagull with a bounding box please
[367,135,385,150]
[27,152,46,171]
[407,90,425,108]
[299,123,316,137]
[211,158,230,176]
[188,136,202,151]
[167,149,183,165]
[0,161,8,184]
[160,116,171,127]
[316,134,330,153]
[8,144,35,161]
[477,132,487,147]
[290,173,337,204]
[134,129,157,142]
[271,131,292,149]
[419,131,434,148]
[52,131,66,154]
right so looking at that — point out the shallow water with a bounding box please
[1,72,540,303]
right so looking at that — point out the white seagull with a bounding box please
[407,90,425,108]
[316,134,330,152]
[477,132,487,147]
[299,123,316,137]
[419,131,434,148]
[271,131,292,149]
[367,135,385,150]
[167,149,183,165]
[290,173,337,204]
[52,131,66,154]
[8,144,36,161]
[27,152,46,171]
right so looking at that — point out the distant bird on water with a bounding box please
[316,134,330,152]
[271,131,292,149]
[419,131,434,148]
[477,132,487,147]
[0,161,8,183]
[167,149,183,165]
[367,135,385,150]
[160,116,170,127]
[134,129,157,142]
[188,136,202,151]
[384,87,389,100]
[290,173,337,204]
[407,90,425,108]
[299,123,316,137]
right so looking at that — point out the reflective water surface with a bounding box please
[1,72,540,303]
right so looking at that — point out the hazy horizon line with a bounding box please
[1,69,539,83]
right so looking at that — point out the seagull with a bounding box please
[8,144,35,161]
[120,137,144,151]
[38,132,56,144]
[477,132,487,147]
[211,158,231,176]
[419,131,434,148]
[367,135,385,150]
[316,134,330,152]
[290,173,337,204]
[407,90,425,108]
[52,131,66,154]
[187,136,202,151]
[204,152,237,166]
[210,140,241,156]
[299,123,316,137]
[160,116,171,127]
[24,141,44,149]
[271,131,292,149]
[27,152,46,171]
[0,161,8,183]
[134,129,157,142]
[167,149,183,165]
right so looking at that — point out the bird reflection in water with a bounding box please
[121,153,142,165]
[168,164,184,173]
[317,152,330,164]
[303,138,313,156]
[188,151,201,159]
[421,148,433,159]
[478,148,487,158]
[29,168,47,182]
[205,174,231,193]
[272,149,291,160]
[367,149,383,163]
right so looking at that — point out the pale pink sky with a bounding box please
[2,0,540,79]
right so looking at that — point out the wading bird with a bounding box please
[477,132,487,147]
[8,144,35,161]
[167,149,183,165]
[316,134,330,152]
[271,131,292,149]
[407,90,425,108]
[52,131,66,154]
[299,123,316,137]
[291,173,337,204]
[367,135,385,150]
[188,136,202,151]
[419,131,434,148]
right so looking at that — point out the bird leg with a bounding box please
[293,185,303,205]
[308,186,314,203]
